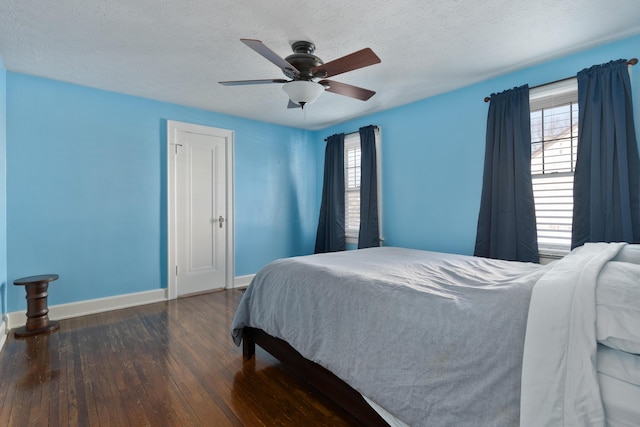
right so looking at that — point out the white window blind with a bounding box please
[342,129,382,244]
[344,135,361,238]
[530,78,578,256]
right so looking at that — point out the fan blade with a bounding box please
[319,80,375,101]
[219,79,288,86]
[287,99,301,109]
[311,48,381,78]
[241,39,300,78]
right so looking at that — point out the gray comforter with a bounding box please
[231,247,549,426]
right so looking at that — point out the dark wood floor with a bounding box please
[0,289,359,426]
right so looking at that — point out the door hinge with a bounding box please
[176,265,179,276]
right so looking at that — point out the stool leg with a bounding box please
[25,282,52,330]
[14,282,59,338]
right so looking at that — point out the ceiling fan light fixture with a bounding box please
[282,80,324,108]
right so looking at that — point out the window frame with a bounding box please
[343,129,383,245]
[529,78,578,258]
[344,134,361,242]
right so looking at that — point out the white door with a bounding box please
[168,121,234,298]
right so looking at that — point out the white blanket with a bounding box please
[520,242,627,427]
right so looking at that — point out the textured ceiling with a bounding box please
[1,0,639,130]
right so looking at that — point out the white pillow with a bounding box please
[597,344,640,386]
[611,244,640,264]
[596,261,640,354]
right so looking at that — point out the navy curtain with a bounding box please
[315,133,346,253]
[474,85,539,263]
[571,60,640,249]
[358,125,380,248]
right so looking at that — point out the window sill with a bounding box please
[539,250,568,264]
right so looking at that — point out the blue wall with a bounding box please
[6,75,318,311]
[316,33,640,256]
[0,58,6,317]
[4,33,640,313]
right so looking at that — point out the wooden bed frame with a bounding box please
[242,327,390,427]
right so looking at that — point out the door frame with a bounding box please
[167,120,235,300]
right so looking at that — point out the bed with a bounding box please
[231,243,640,426]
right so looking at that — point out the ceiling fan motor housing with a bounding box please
[285,41,325,80]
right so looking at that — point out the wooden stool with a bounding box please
[13,274,60,339]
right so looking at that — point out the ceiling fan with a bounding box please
[219,39,381,109]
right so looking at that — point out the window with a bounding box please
[344,135,361,240]
[530,79,578,256]
[343,129,382,244]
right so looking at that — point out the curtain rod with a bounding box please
[483,58,638,103]
[324,125,379,141]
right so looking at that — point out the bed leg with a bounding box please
[243,337,255,360]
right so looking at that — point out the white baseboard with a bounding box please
[0,319,6,352]
[233,274,254,289]
[7,288,167,330]
[3,275,253,338]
